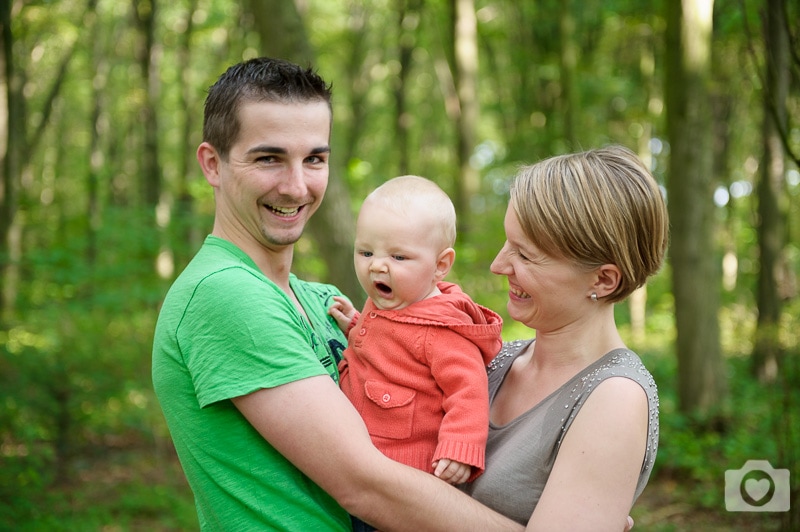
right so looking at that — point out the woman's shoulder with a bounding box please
[591,349,658,394]
[488,339,534,374]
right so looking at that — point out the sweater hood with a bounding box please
[367,282,503,365]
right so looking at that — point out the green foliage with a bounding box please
[2,0,798,529]
[642,298,800,526]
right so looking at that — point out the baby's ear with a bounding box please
[435,248,456,280]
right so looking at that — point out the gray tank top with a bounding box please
[461,339,659,525]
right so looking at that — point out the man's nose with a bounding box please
[277,164,308,196]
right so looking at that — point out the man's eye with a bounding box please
[307,155,327,164]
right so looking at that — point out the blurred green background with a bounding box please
[0,0,797,530]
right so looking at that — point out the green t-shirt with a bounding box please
[152,235,351,531]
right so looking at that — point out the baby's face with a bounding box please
[353,202,444,311]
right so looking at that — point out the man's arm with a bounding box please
[232,375,523,532]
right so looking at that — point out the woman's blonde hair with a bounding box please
[510,145,669,303]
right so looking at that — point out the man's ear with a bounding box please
[197,142,222,187]
[434,248,456,280]
[593,263,622,297]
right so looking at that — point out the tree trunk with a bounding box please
[173,0,200,270]
[753,0,789,382]
[452,0,479,240]
[133,0,161,208]
[393,0,421,176]
[558,0,577,148]
[337,2,371,179]
[87,6,106,294]
[664,0,726,416]
[247,0,361,302]
[0,0,23,324]
[630,23,658,346]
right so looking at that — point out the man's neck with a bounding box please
[241,241,309,319]
[250,245,294,292]
[212,227,294,290]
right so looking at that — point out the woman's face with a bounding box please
[491,205,593,332]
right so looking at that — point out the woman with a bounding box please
[462,145,667,530]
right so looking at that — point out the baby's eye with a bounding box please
[393,255,406,261]
[359,251,373,258]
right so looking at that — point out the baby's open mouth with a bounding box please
[374,282,392,296]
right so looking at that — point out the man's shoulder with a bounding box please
[290,274,344,299]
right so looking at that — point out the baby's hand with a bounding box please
[432,458,472,485]
[328,295,357,333]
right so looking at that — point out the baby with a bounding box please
[329,175,502,492]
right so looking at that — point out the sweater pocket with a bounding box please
[363,380,416,440]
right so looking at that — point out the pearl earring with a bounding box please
[590,293,598,302]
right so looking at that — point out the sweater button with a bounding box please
[359,328,367,335]
[382,393,391,403]
[369,312,377,318]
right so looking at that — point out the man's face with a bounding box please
[210,99,332,251]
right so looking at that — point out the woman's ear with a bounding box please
[434,248,456,281]
[197,142,222,187]
[593,263,621,297]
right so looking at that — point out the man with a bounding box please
[152,57,521,531]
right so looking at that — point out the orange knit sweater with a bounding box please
[338,282,502,481]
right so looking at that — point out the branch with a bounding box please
[738,0,800,167]
[24,0,98,162]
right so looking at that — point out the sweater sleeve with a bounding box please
[345,310,362,338]
[425,327,491,481]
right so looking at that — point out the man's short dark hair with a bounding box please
[202,57,333,159]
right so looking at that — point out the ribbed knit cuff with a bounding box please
[433,440,486,482]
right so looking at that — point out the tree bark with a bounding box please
[664,0,727,416]
[753,0,790,382]
[630,23,658,346]
[0,0,18,323]
[133,0,162,208]
[393,0,420,176]
[173,0,200,270]
[558,0,578,148]
[452,0,479,240]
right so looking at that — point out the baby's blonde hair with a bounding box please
[364,175,457,250]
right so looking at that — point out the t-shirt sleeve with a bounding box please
[177,266,329,407]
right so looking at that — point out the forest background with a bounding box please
[0,0,798,530]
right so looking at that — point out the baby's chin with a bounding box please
[369,293,411,312]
